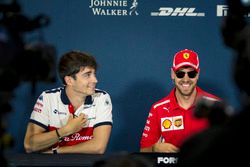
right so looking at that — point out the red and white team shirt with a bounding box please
[140,87,220,148]
[30,86,112,147]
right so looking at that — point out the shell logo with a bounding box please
[162,119,172,129]
[183,53,190,59]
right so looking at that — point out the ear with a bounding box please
[171,68,175,80]
[196,69,200,79]
[64,76,73,86]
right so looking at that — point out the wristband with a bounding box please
[55,129,64,142]
[52,147,58,154]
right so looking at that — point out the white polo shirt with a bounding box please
[29,86,113,146]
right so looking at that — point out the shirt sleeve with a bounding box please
[29,92,50,130]
[93,93,113,128]
[140,105,161,148]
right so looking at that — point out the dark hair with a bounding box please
[58,50,97,84]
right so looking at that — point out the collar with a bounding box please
[60,86,93,105]
[169,86,203,110]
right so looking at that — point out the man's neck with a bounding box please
[65,87,86,110]
[175,89,197,110]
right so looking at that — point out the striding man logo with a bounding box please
[129,0,139,15]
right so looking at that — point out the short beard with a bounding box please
[174,80,196,97]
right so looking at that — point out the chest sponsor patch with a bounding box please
[161,116,184,131]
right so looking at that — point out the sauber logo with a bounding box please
[151,7,205,17]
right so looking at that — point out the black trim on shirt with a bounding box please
[95,89,107,94]
[60,87,71,105]
[84,95,93,105]
[94,122,113,128]
[45,87,63,93]
[29,119,48,131]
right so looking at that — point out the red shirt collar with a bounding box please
[169,86,203,111]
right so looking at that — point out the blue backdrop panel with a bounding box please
[4,0,239,153]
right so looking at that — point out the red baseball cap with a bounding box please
[172,49,200,72]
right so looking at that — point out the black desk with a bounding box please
[4,152,179,167]
[4,153,104,167]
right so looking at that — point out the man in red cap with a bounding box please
[140,49,221,153]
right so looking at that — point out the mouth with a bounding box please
[180,83,192,91]
[88,85,96,91]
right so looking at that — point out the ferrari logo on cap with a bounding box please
[183,53,190,59]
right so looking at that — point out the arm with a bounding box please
[140,146,153,152]
[140,143,179,153]
[140,105,161,152]
[47,92,113,154]
[24,123,58,153]
[153,143,179,153]
[55,124,112,154]
[24,113,88,153]
[140,104,179,153]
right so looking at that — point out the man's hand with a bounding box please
[153,142,179,153]
[62,113,88,136]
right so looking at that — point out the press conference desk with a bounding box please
[4,152,179,167]
[4,153,104,167]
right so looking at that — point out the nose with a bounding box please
[92,75,98,83]
[183,73,190,80]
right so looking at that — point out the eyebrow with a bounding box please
[81,69,95,75]
[83,71,92,74]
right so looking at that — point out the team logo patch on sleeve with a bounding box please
[38,95,43,101]
[105,99,110,106]
[161,116,184,131]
